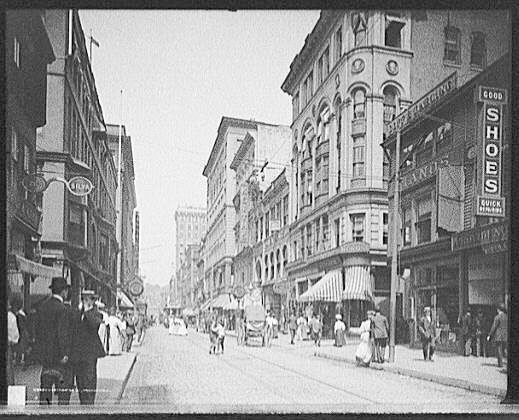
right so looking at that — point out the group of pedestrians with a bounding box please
[31,277,105,405]
[98,307,138,355]
[353,306,389,367]
[208,316,226,355]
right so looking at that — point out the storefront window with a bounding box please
[350,213,365,242]
[401,206,412,246]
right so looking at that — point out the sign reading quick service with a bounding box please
[477,86,506,217]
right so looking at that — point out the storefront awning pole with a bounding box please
[389,126,401,363]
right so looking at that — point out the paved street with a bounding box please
[121,326,505,412]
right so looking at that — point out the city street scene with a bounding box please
[5,7,517,414]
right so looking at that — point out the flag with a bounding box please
[91,36,100,48]
[437,165,464,232]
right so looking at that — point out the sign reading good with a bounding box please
[451,221,507,253]
[386,72,457,137]
[22,174,48,193]
[67,176,93,196]
[476,86,506,217]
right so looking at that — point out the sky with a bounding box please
[78,10,321,287]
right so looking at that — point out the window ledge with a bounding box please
[443,60,461,69]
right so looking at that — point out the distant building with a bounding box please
[202,117,290,304]
[174,206,206,270]
[6,10,55,309]
[37,10,118,307]
[106,124,140,299]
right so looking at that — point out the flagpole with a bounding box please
[116,89,123,311]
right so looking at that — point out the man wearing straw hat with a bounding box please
[70,290,106,404]
[34,277,72,405]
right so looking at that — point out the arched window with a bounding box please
[270,251,275,280]
[383,86,399,123]
[264,255,269,282]
[282,246,288,270]
[353,89,366,119]
[276,249,281,278]
[256,261,262,284]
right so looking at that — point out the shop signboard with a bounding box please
[476,86,507,217]
[22,174,48,193]
[386,72,457,137]
[67,176,94,197]
[128,278,144,297]
[451,221,508,253]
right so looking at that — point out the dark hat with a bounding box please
[49,277,68,292]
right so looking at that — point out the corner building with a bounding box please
[37,10,118,307]
[281,9,509,329]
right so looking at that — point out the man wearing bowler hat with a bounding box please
[34,277,73,405]
[70,290,106,404]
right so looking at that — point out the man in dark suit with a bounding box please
[418,306,436,361]
[34,277,72,405]
[487,303,508,368]
[372,306,389,363]
[70,290,106,404]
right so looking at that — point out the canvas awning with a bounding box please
[222,295,238,310]
[182,307,197,317]
[342,266,373,301]
[298,270,343,302]
[11,255,61,278]
[211,293,233,309]
[117,290,134,309]
[200,298,214,311]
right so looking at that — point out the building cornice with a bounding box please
[230,132,255,171]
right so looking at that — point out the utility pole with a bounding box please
[389,128,401,363]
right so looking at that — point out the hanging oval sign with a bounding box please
[67,176,93,196]
[232,285,246,299]
[22,174,48,193]
[128,279,144,297]
[273,282,288,295]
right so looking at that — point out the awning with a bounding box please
[182,307,197,316]
[343,266,373,301]
[211,293,233,309]
[222,296,238,311]
[117,290,134,309]
[12,255,61,278]
[298,270,343,302]
[200,298,214,311]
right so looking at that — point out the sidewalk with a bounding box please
[314,341,506,397]
[12,352,136,406]
[227,329,506,397]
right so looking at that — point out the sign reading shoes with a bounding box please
[477,86,506,217]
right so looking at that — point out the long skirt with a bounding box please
[355,335,372,366]
[335,329,346,347]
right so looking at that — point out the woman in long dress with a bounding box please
[352,310,374,367]
[334,314,347,347]
[296,315,305,341]
[106,307,124,355]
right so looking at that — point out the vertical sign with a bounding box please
[476,86,506,217]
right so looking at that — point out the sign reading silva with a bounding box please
[477,86,506,217]
[67,176,93,197]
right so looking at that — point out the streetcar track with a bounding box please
[186,332,379,405]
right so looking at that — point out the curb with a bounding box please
[115,353,137,403]
[314,351,506,398]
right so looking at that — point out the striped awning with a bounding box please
[298,270,343,303]
[342,266,373,301]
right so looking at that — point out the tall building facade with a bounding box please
[385,54,510,350]
[202,117,290,303]
[6,10,56,308]
[230,124,291,295]
[106,124,141,297]
[37,9,118,307]
[174,206,206,269]
[281,9,509,328]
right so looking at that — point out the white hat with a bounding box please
[335,314,342,320]
[95,300,105,309]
